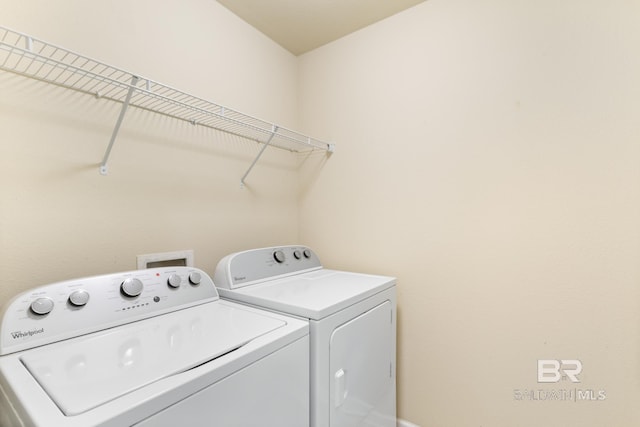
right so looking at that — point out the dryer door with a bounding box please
[329,301,395,427]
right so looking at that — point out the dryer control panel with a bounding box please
[0,267,218,355]
[214,245,322,289]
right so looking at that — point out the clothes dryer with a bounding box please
[214,246,396,427]
[0,266,309,427]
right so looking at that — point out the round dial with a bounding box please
[30,297,54,315]
[273,250,286,263]
[303,249,312,259]
[293,250,302,260]
[167,274,182,288]
[189,272,202,285]
[121,278,144,297]
[68,290,90,307]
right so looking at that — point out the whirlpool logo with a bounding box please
[10,328,45,339]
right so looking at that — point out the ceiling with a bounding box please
[216,0,427,56]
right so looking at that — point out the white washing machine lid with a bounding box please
[218,269,396,320]
[19,301,285,416]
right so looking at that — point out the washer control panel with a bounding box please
[214,245,322,289]
[0,267,217,355]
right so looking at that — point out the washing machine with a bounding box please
[0,266,309,427]
[213,245,396,427]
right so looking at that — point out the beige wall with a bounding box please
[299,0,640,426]
[2,0,640,426]
[0,0,301,304]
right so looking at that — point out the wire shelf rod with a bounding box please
[0,25,334,178]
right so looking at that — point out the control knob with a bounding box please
[68,290,90,307]
[189,272,202,285]
[30,297,54,315]
[273,250,286,263]
[121,278,144,298]
[167,274,182,288]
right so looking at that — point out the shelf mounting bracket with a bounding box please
[240,126,278,188]
[99,75,140,175]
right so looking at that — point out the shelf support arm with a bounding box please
[100,75,140,175]
[240,126,278,188]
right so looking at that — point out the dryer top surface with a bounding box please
[219,269,396,320]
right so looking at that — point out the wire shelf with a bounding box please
[0,26,334,182]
